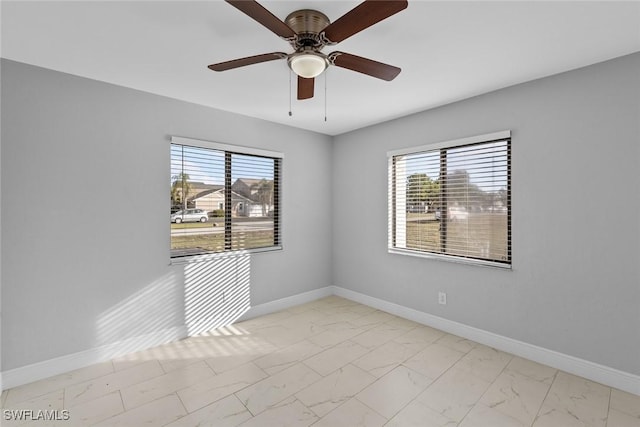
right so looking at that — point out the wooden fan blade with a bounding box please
[208,52,287,72]
[322,0,407,44]
[330,52,401,81]
[297,76,314,100]
[226,0,296,39]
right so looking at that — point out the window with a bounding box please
[388,131,511,268]
[170,136,282,259]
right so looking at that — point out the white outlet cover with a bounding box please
[438,292,447,305]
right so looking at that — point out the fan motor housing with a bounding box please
[285,9,330,49]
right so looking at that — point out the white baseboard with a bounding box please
[237,286,333,322]
[1,325,187,391]
[3,285,638,397]
[331,286,640,396]
[0,287,333,391]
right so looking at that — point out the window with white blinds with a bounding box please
[170,137,282,259]
[388,131,511,268]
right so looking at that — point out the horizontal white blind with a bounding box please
[170,142,281,259]
[390,136,511,266]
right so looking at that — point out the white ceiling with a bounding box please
[2,1,639,136]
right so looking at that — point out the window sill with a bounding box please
[388,247,512,270]
[170,245,283,265]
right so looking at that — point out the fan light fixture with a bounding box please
[209,1,407,100]
[288,52,327,78]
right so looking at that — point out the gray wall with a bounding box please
[1,59,333,370]
[332,53,640,375]
[2,53,639,377]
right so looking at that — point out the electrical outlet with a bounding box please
[438,292,447,305]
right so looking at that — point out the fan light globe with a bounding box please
[290,53,327,78]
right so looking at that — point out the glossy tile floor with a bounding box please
[2,296,639,426]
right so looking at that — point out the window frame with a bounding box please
[388,130,512,269]
[170,136,283,264]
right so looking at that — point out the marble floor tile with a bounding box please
[386,399,458,427]
[3,296,634,427]
[534,371,610,427]
[237,397,318,427]
[235,362,321,415]
[610,388,640,419]
[356,365,432,419]
[460,403,528,427]
[311,397,387,427]
[237,310,295,330]
[295,364,376,417]
[92,393,186,427]
[165,394,252,427]
[111,347,166,372]
[243,322,292,341]
[435,333,478,354]
[342,303,378,316]
[350,323,412,349]
[392,325,446,352]
[416,366,492,422]
[281,320,327,338]
[310,309,366,325]
[252,324,317,348]
[606,408,640,427]
[384,316,421,330]
[306,323,364,348]
[348,310,396,328]
[2,388,64,412]
[203,336,278,373]
[177,362,267,413]
[254,340,324,375]
[533,406,598,427]
[5,362,114,406]
[120,361,214,410]
[454,344,512,383]
[477,369,551,425]
[158,357,207,374]
[505,356,557,385]
[352,340,418,378]
[402,342,465,380]
[64,360,163,407]
[64,391,124,426]
[282,309,330,325]
[303,340,370,376]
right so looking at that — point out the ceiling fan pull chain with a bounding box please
[324,69,328,122]
[288,69,293,117]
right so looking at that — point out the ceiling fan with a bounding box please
[208,0,408,100]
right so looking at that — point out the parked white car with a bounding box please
[171,209,208,224]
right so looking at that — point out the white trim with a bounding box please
[388,248,512,270]
[3,286,638,396]
[237,286,333,322]
[171,136,284,159]
[387,130,511,157]
[1,326,187,391]
[169,247,282,266]
[331,286,640,396]
[0,288,333,391]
